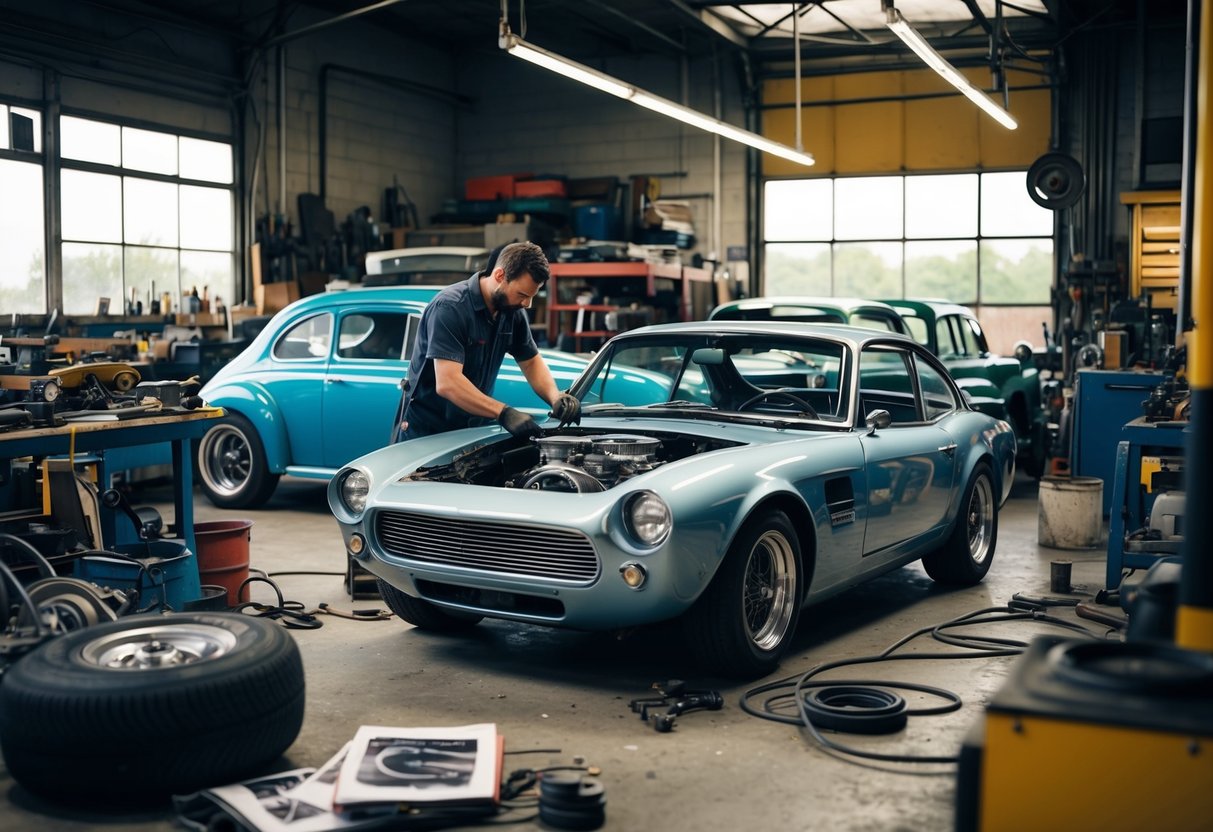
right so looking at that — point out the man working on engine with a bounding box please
[391,240,580,442]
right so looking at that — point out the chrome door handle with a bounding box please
[325,377,344,384]
[938,443,957,455]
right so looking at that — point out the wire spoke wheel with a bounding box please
[683,510,803,678]
[966,475,994,565]
[922,462,997,586]
[743,530,797,651]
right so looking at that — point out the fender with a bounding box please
[200,382,292,474]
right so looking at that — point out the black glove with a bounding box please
[498,405,542,439]
[550,392,581,427]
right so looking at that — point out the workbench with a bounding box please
[0,409,222,556]
[1105,416,1189,590]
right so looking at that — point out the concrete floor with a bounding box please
[1,472,1118,831]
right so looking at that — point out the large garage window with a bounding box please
[59,115,235,316]
[1,103,45,313]
[763,172,1053,306]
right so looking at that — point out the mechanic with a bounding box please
[391,240,580,442]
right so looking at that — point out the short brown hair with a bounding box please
[496,241,550,286]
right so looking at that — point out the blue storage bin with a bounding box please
[75,540,203,611]
[573,204,622,240]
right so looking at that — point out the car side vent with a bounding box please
[824,477,856,527]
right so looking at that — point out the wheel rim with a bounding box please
[742,530,798,651]
[200,424,253,497]
[966,475,995,565]
[80,623,238,670]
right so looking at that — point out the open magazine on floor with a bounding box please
[174,724,503,832]
[334,723,503,814]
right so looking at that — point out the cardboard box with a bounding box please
[255,281,300,315]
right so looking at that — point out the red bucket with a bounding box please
[194,520,253,606]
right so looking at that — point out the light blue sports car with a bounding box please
[328,322,1016,678]
[198,285,589,507]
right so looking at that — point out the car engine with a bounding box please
[403,431,742,490]
[507,434,665,492]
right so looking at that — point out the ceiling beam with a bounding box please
[663,0,750,50]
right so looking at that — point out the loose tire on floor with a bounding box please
[682,510,803,679]
[377,579,484,631]
[922,461,997,585]
[197,413,280,509]
[0,612,304,805]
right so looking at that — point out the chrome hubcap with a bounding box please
[201,425,252,496]
[82,624,237,670]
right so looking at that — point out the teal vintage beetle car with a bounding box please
[329,322,1016,678]
[882,299,1048,477]
[197,286,589,508]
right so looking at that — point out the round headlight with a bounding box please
[340,469,371,515]
[625,491,671,547]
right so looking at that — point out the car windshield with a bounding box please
[712,304,844,323]
[571,333,851,425]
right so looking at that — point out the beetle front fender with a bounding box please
[200,382,292,473]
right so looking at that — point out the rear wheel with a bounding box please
[377,579,484,631]
[683,510,802,679]
[198,412,280,508]
[922,462,997,585]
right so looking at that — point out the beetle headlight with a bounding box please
[624,491,670,547]
[340,469,371,515]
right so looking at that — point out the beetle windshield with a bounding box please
[572,333,851,424]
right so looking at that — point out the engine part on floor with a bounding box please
[0,611,305,805]
[538,771,607,831]
[955,635,1213,831]
[629,681,723,732]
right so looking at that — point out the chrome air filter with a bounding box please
[535,435,592,464]
[592,434,661,463]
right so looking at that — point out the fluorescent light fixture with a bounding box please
[884,7,1018,130]
[501,32,814,166]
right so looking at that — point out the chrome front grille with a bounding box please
[375,511,600,583]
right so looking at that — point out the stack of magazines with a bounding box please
[174,723,503,832]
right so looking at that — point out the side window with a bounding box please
[272,313,331,360]
[402,313,421,361]
[858,346,917,424]
[853,313,898,332]
[953,316,981,357]
[935,317,958,358]
[337,312,407,360]
[964,316,990,355]
[901,314,930,347]
[915,356,957,420]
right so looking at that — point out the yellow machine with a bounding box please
[956,636,1213,831]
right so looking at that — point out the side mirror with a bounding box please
[691,347,726,366]
[865,409,892,434]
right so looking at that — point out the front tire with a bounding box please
[922,462,997,585]
[683,510,802,679]
[198,412,280,508]
[377,579,484,631]
[0,612,304,805]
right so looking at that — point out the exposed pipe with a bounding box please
[260,0,412,49]
[277,46,286,216]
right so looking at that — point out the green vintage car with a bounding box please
[883,299,1048,477]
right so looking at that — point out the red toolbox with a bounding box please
[465,173,532,201]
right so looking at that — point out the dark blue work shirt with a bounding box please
[396,272,539,439]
